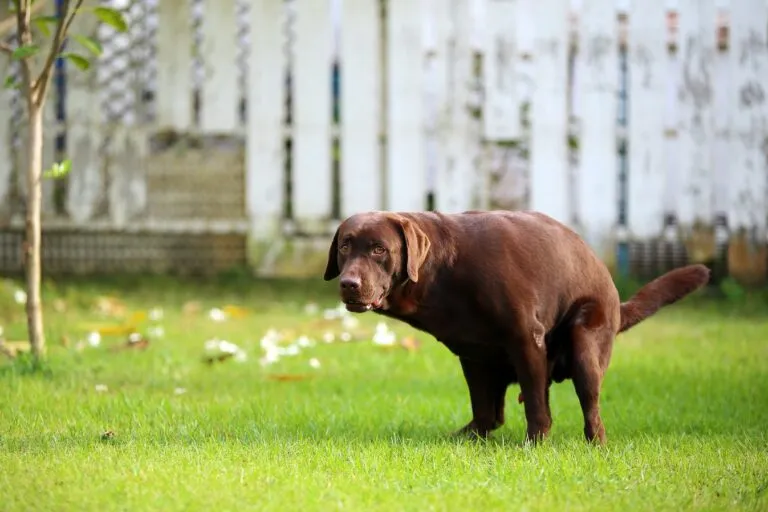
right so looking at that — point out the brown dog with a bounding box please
[323,210,710,444]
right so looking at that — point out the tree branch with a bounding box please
[0,41,12,55]
[16,0,34,104]
[0,0,49,38]
[34,0,85,101]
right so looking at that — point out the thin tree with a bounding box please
[0,0,126,362]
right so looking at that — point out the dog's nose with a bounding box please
[340,276,361,292]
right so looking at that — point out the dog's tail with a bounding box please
[618,264,711,334]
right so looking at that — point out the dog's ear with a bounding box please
[323,227,341,281]
[397,217,431,283]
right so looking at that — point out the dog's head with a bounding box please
[323,212,431,313]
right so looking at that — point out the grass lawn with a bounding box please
[0,275,767,511]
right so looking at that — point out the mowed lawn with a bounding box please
[0,276,766,512]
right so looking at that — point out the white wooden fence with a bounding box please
[0,0,766,280]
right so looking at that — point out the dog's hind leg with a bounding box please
[570,323,613,445]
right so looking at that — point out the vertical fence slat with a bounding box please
[576,0,619,258]
[727,0,768,284]
[340,0,382,216]
[0,0,11,219]
[729,0,768,236]
[627,0,668,238]
[529,0,570,224]
[66,0,103,224]
[108,126,147,227]
[387,0,426,211]
[246,0,285,236]
[157,0,193,131]
[712,46,731,218]
[200,0,238,132]
[482,0,520,141]
[436,0,477,213]
[425,0,449,204]
[675,0,717,228]
[293,0,333,225]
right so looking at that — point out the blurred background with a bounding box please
[0,0,765,287]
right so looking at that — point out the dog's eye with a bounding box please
[372,245,386,255]
[339,243,350,253]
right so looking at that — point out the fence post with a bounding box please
[65,0,103,224]
[340,0,383,217]
[529,0,570,224]
[575,0,619,263]
[434,0,478,213]
[0,0,13,220]
[200,0,239,132]
[727,0,768,284]
[626,0,669,244]
[292,0,334,229]
[246,0,285,242]
[156,0,194,131]
[675,0,717,238]
[386,0,426,211]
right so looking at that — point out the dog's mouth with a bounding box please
[343,295,385,313]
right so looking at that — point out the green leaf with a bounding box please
[72,34,103,57]
[12,44,41,61]
[43,160,72,180]
[3,75,20,90]
[61,52,91,71]
[93,7,128,33]
[32,15,60,38]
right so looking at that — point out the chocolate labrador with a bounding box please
[323,210,710,444]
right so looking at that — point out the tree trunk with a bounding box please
[25,99,45,360]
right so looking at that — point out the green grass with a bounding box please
[0,276,767,511]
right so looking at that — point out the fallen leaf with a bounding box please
[182,301,202,316]
[112,333,150,351]
[266,373,313,382]
[100,430,115,440]
[222,304,248,319]
[53,299,67,313]
[400,336,421,352]
[0,340,31,359]
[93,296,127,317]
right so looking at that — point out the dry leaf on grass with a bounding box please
[100,430,115,441]
[93,296,127,318]
[266,373,313,382]
[0,340,31,359]
[111,333,150,352]
[182,301,202,316]
[400,336,421,352]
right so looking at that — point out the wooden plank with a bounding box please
[626,0,668,239]
[200,0,239,132]
[386,0,426,212]
[65,0,104,224]
[156,0,194,131]
[576,0,618,258]
[424,0,450,200]
[483,0,520,141]
[712,48,731,218]
[246,0,286,237]
[340,0,382,216]
[292,0,333,224]
[728,0,768,235]
[0,0,11,219]
[108,126,147,227]
[436,0,477,213]
[529,0,570,224]
[675,0,717,228]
